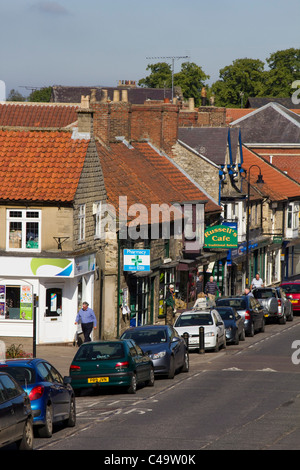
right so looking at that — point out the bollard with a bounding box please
[182,332,189,349]
[199,326,205,354]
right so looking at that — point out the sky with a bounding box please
[1,0,299,98]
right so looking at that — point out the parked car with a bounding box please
[0,371,33,450]
[280,281,300,314]
[70,340,155,395]
[121,325,189,378]
[0,358,76,438]
[216,296,265,337]
[173,309,226,352]
[276,287,293,321]
[215,306,245,345]
[252,287,292,324]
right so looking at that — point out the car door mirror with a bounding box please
[172,336,180,343]
[216,321,223,326]
[63,376,72,385]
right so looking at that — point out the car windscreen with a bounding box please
[281,284,300,294]
[175,313,213,326]
[122,329,167,344]
[217,299,246,309]
[0,366,36,386]
[75,343,125,361]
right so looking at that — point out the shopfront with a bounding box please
[0,254,96,344]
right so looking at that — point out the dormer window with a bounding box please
[6,209,41,251]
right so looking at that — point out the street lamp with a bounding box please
[245,165,264,287]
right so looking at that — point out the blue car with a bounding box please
[120,325,189,378]
[215,306,245,345]
[0,358,76,438]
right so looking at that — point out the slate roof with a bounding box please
[0,130,89,203]
[242,146,300,201]
[230,103,300,144]
[178,127,240,166]
[51,86,173,105]
[95,140,220,221]
[246,97,300,110]
[0,102,78,128]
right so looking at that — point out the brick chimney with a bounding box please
[76,95,94,135]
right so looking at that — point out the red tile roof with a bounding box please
[0,130,89,202]
[251,148,300,184]
[0,102,78,128]
[96,140,220,219]
[242,146,300,201]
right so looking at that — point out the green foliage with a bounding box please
[7,89,26,102]
[138,62,172,89]
[174,62,210,106]
[6,343,32,359]
[28,86,52,102]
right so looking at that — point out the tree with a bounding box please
[263,48,300,97]
[28,86,52,102]
[7,89,26,102]
[138,62,172,89]
[211,58,266,108]
[139,61,210,106]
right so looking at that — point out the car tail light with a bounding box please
[115,361,129,369]
[70,365,81,371]
[245,310,251,320]
[29,385,44,401]
[277,299,281,306]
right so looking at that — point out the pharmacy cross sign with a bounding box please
[123,249,151,272]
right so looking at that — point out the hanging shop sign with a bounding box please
[123,249,150,272]
[204,225,238,249]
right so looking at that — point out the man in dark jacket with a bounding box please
[165,284,175,325]
[205,276,221,303]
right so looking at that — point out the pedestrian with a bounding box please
[195,274,204,297]
[251,273,264,289]
[165,284,175,325]
[75,301,97,343]
[205,276,221,303]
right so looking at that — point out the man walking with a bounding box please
[205,276,221,303]
[75,301,97,343]
[165,284,175,325]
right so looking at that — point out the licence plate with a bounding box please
[291,300,298,303]
[88,377,109,383]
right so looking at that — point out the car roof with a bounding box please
[280,281,300,285]
[180,310,212,315]
[124,325,168,330]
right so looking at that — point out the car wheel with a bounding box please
[214,338,219,352]
[127,373,137,394]
[234,330,239,345]
[38,404,53,438]
[240,327,245,341]
[247,322,255,337]
[260,318,265,332]
[181,351,189,372]
[279,314,286,325]
[288,310,293,321]
[17,418,34,450]
[167,356,175,379]
[146,367,155,387]
[65,397,76,427]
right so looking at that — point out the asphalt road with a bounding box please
[33,316,300,452]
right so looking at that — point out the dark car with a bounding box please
[121,325,189,378]
[252,287,292,324]
[0,371,33,450]
[215,306,245,345]
[0,358,76,438]
[280,281,300,314]
[216,295,265,337]
[70,340,154,395]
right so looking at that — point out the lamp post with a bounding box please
[245,165,264,287]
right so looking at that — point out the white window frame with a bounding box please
[6,209,41,252]
[286,201,299,239]
[78,204,86,242]
[93,201,102,238]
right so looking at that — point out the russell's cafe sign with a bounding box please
[204,224,238,249]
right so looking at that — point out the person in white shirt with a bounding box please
[251,273,264,289]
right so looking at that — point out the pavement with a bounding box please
[0,337,76,377]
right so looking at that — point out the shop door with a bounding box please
[45,287,63,322]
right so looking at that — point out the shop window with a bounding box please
[6,210,40,251]
[46,288,62,317]
[0,284,33,320]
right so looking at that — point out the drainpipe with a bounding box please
[117,234,121,338]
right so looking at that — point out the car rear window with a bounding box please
[75,343,125,361]
[122,329,167,344]
[0,366,35,385]
[253,289,276,299]
[217,299,246,309]
[281,284,300,294]
[175,313,213,326]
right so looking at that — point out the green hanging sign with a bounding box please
[204,225,238,249]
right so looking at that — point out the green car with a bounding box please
[69,340,154,395]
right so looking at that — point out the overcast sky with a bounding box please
[1,0,299,97]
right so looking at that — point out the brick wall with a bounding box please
[179,107,226,127]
